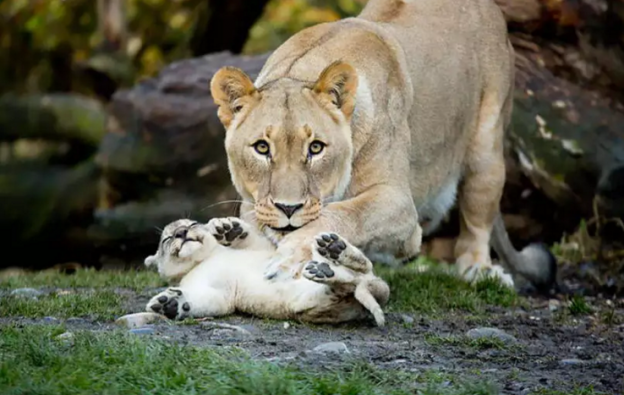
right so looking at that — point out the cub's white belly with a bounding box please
[179,247,273,291]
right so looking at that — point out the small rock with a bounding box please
[129,327,155,335]
[283,322,291,329]
[55,332,75,345]
[548,299,560,312]
[401,314,415,324]
[65,317,87,324]
[312,342,350,354]
[201,322,253,336]
[466,327,517,344]
[560,358,586,366]
[115,312,166,329]
[10,288,43,298]
[43,316,59,323]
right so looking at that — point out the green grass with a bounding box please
[0,290,126,320]
[568,295,592,315]
[530,387,606,395]
[377,258,518,315]
[0,268,165,291]
[0,259,517,321]
[0,325,498,395]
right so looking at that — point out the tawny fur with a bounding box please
[144,218,390,326]
[209,0,556,290]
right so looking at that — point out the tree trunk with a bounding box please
[190,0,271,56]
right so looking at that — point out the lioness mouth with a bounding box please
[269,225,300,232]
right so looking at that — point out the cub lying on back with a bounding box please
[144,217,390,326]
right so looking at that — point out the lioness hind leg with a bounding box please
[454,86,514,288]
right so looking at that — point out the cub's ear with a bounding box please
[313,61,358,119]
[144,254,158,268]
[210,67,258,128]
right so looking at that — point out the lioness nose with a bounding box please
[274,202,304,218]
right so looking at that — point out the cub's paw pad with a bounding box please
[147,288,190,320]
[315,233,347,261]
[462,264,514,288]
[304,260,335,280]
[209,218,248,247]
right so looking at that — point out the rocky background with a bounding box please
[1,0,624,296]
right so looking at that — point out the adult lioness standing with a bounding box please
[210,0,556,290]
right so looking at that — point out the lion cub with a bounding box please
[144,217,390,326]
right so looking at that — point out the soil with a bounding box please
[4,288,623,395]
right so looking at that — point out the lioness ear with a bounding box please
[210,67,257,128]
[313,61,358,119]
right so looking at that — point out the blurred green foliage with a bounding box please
[244,0,365,54]
[0,0,365,96]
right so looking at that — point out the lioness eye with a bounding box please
[309,141,325,155]
[253,140,270,155]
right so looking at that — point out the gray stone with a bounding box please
[312,342,350,354]
[401,314,415,324]
[129,327,155,335]
[466,327,517,344]
[201,322,253,337]
[559,358,586,366]
[55,332,75,345]
[10,288,43,298]
[115,312,166,329]
[43,316,59,323]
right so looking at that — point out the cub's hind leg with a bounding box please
[454,79,514,288]
[312,232,372,274]
[207,217,274,251]
[303,233,389,326]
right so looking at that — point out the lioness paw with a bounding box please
[207,217,249,248]
[461,264,514,288]
[146,288,191,320]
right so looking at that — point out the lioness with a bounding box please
[209,0,556,290]
[144,217,390,326]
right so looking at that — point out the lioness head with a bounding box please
[210,61,358,232]
[145,219,213,281]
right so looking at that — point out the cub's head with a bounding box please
[210,61,358,232]
[144,219,214,282]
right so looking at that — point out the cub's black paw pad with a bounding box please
[212,220,248,246]
[316,233,347,260]
[305,261,335,279]
[148,289,189,320]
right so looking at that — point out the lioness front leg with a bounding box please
[147,286,232,320]
[454,89,514,288]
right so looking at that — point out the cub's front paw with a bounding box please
[146,288,191,320]
[207,217,249,248]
